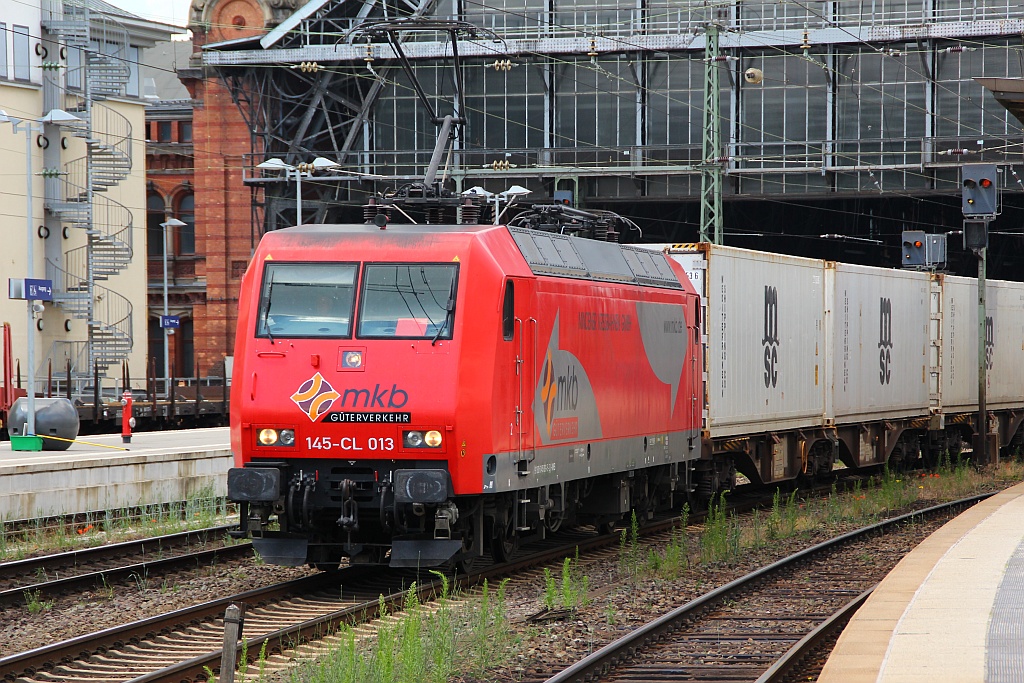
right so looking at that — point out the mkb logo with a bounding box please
[763,285,779,388]
[879,297,893,385]
[291,373,341,421]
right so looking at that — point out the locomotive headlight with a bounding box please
[257,428,296,446]
[403,430,443,448]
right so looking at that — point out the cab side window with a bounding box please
[502,281,515,341]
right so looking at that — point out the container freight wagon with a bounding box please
[828,263,932,470]
[937,275,1024,456]
[659,243,1024,498]
[663,244,832,496]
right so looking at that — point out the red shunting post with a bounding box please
[121,389,134,444]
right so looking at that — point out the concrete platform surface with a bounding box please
[818,482,1024,683]
[0,427,231,521]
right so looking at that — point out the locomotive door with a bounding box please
[505,278,536,473]
[687,295,701,459]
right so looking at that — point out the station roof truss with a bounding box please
[198,0,1024,244]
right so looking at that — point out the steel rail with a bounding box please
[753,586,875,683]
[0,543,254,607]
[1,521,662,683]
[0,525,245,607]
[0,570,361,680]
[0,525,237,578]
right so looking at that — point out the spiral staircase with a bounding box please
[40,1,134,380]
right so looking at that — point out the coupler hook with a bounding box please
[337,479,359,532]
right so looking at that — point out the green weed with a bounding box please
[23,588,53,614]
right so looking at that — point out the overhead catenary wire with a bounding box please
[5,4,1022,240]
[201,9,1022,199]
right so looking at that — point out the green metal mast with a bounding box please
[700,23,723,244]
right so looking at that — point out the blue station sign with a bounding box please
[8,278,53,301]
[160,315,181,329]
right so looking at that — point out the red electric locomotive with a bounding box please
[228,219,703,569]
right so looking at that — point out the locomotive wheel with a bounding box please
[490,515,517,563]
[455,554,476,574]
[454,513,481,574]
[545,509,564,533]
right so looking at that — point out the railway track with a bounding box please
[0,525,248,607]
[0,480,936,683]
[1,516,691,683]
[755,588,871,683]
[538,493,993,683]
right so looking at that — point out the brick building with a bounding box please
[165,0,300,377]
[145,97,198,378]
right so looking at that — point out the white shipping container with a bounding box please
[667,245,828,438]
[942,276,979,410]
[941,276,1024,411]
[830,263,930,423]
[987,280,1024,408]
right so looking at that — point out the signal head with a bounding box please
[961,163,998,217]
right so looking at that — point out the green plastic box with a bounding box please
[9,435,43,451]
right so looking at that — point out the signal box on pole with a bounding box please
[962,164,998,217]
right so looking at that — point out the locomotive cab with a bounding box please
[229,224,512,569]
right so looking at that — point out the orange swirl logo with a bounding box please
[540,351,557,433]
[291,373,341,421]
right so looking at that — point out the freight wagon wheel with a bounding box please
[887,444,908,473]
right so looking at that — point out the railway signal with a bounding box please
[901,231,946,269]
[962,163,998,217]
[960,162,996,466]
[902,231,926,266]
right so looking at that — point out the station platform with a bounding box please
[818,481,1024,683]
[0,427,231,522]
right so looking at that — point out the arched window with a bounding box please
[147,193,165,257]
[177,193,195,255]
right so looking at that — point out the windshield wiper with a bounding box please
[264,274,276,345]
[431,272,457,346]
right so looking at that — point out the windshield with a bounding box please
[357,264,458,339]
[256,263,357,338]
